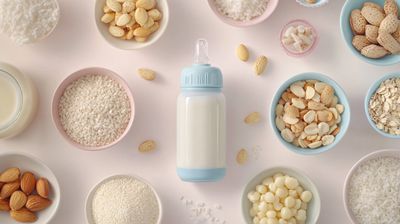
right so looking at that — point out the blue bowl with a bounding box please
[365,72,400,138]
[340,0,400,66]
[269,72,351,155]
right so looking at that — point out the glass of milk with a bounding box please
[177,39,226,182]
[0,63,38,139]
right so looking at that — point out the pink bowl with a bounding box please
[207,0,279,27]
[343,149,400,224]
[51,67,135,151]
[280,19,319,57]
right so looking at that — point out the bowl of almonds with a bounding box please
[95,0,169,50]
[0,152,60,224]
[270,72,350,155]
[340,0,400,65]
[365,72,400,137]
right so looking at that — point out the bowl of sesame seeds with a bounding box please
[51,67,135,150]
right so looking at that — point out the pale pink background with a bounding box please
[0,0,399,223]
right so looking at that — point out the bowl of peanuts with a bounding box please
[95,0,169,50]
[269,72,351,155]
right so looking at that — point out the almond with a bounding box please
[352,35,371,51]
[133,27,152,37]
[148,9,162,21]
[384,0,398,15]
[134,7,148,27]
[236,44,249,61]
[36,178,50,198]
[253,55,268,75]
[10,208,37,223]
[379,14,399,34]
[0,168,20,183]
[365,25,379,44]
[26,195,51,212]
[361,44,389,58]
[244,112,261,124]
[138,140,156,153]
[20,172,36,195]
[236,149,248,165]
[377,31,400,54]
[361,5,385,26]
[363,2,384,12]
[136,0,156,10]
[138,68,156,80]
[9,191,27,211]
[321,85,334,106]
[0,198,10,211]
[106,0,122,12]
[350,9,367,34]
[0,181,20,199]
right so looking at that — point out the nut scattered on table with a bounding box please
[245,112,261,125]
[236,148,248,165]
[350,1,400,59]
[253,56,268,75]
[236,44,250,62]
[0,167,52,223]
[101,0,162,42]
[275,80,344,149]
[138,140,157,153]
[369,77,400,135]
[138,68,156,81]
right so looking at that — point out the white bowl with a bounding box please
[343,149,400,224]
[241,167,321,224]
[85,174,163,224]
[0,152,60,224]
[94,0,169,50]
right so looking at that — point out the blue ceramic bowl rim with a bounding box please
[269,72,351,155]
[364,72,400,138]
[340,0,400,66]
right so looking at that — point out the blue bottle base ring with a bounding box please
[177,168,225,182]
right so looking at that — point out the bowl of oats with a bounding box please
[365,72,400,138]
[270,72,351,155]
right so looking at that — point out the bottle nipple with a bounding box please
[194,39,209,64]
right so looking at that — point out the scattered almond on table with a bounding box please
[350,0,400,59]
[245,112,261,125]
[101,0,162,42]
[0,167,52,223]
[138,140,157,153]
[236,148,248,165]
[138,68,156,81]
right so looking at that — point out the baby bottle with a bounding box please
[177,39,226,182]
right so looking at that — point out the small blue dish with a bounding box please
[269,72,351,155]
[365,72,400,138]
[340,0,400,66]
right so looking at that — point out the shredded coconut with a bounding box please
[92,176,160,224]
[58,74,131,147]
[348,157,400,224]
[214,0,269,21]
[0,0,60,45]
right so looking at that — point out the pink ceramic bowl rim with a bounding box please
[342,149,400,224]
[280,19,319,57]
[207,0,279,27]
[51,67,135,151]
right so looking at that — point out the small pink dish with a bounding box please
[207,0,279,27]
[280,19,319,57]
[51,67,135,151]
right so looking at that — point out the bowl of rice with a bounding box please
[343,149,400,224]
[86,174,162,224]
[51,67,135,151]
[207,0,279,27]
